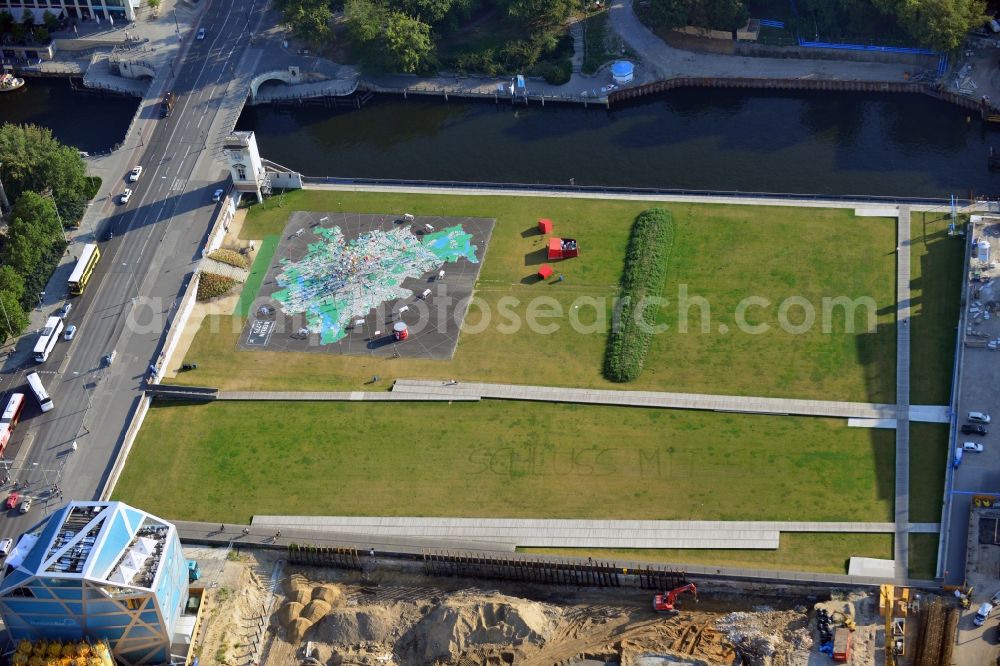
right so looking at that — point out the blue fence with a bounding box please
[300,175,955,207]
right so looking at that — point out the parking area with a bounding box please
[946,216,1000,587]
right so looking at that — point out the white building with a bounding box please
[0,0,136,23]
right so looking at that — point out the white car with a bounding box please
[0,538,12,557]
[63,324,77,341]
[19,497,32,514]
[970,411,992,423]
[196,28,206,40]
[120,189,133,204]
[128,166,143,182]
[964,441,985,452]
[212,188,225,202]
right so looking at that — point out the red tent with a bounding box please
[537,264,553,279]
[548,237,579,260]
[538,218,553,234]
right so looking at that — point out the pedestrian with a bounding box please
[243,527,250,536]
[275,530,281,539]
[220,524,225,532]
[369,548,375,558]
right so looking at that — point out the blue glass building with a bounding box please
[0,502,188,664]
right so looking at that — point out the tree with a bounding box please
[648,0,687,30]
[384,11,434,72]
[21,9,33,29]
[0,124,88,223]
[148,0,161,9]
[890,0,986,51]
[0,266,24,303]
[401,0,455,23]
[503,0,576,29]
[0,11,14,34]
[280,0,333,44]
[345,0,388,44]
[11,191,62,241]
[41,10,58,32]
[32,26,49,44]
[0,289,28,344]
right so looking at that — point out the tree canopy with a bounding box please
[0,124,88,223]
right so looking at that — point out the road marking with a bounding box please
[171,178,188,192]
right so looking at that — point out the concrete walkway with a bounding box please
[217,390,478,402]
[249,516,939,550]
[895,207,913,580]
[390,379,947,423]
[606,0,916,83]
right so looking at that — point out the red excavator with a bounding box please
[653,583,698,613]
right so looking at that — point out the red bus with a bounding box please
[0,393,25,453]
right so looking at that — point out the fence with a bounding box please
[301,175,954,208]
[421,550,686,590]
[287,544,363,570]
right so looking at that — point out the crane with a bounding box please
[653,583,698,613]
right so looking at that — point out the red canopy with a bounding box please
[537,264,553,279]
[538,218,553,234]
[548,237,579,260]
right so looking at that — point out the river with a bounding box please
[2,79,999,198]
[237,89,1000,198]
[0,78,138,153]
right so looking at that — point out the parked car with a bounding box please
[0,538,13,557]
[57,302,72,319]
[128,165,143,182]
[962,424,988,435]
[212,188,225,202]
[964,441,985,452]
[969,411,992,423]
[976,602,994,626]
[19,497,31,514]
[5,492,19,510]
[196,28,206,40]
[120,188,133,204]
[63,324,77,341]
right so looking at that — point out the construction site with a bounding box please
[186,546,963,666]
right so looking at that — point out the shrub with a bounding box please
[197,272,237,302]
[208,249,249,270]
[531,59,571,85]
[603,208,675,383]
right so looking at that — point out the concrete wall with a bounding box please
[268,170,302,189]
[734,41,938,67]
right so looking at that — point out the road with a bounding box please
[0,0,267,539]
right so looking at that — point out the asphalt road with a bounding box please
[0,0,268,539]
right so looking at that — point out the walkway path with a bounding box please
[248,516,939,550]
[607,0,916,82]
[895,207,913,580]
[390,379,947,423]
[198,257,250,282]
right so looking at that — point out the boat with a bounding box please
[0,74,25,92]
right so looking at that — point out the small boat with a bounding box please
[0,73,25,92]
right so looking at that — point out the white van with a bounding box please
[975,602,994,626]
[969,411,992,423]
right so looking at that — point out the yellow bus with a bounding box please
[67,243,101,295]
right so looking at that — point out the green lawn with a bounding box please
[909,534,939,580]
[175,191,897,401]
[910,423,949,523]
[910,213,965,405]
[114,401,894,525]
[525,533,894,575]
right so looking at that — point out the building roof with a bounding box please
[0,502,173,593]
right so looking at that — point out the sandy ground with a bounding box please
[187,550,891,666]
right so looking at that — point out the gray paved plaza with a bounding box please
[239,211,494,360]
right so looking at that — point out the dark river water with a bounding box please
[237,90,1000,198]
[0,78,138,153]
[4,79,1000,198]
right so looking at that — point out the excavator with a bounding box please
[653,583,698,613]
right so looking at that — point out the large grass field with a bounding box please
[177,191,898,401]
[114,400,894,525]
[910,423,949,523]
[909,212,965,405]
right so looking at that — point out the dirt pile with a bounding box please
[277,576,348,642]
[716,608,811,665]
[402,594,560,663]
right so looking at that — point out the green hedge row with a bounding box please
[603,208,675,383]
